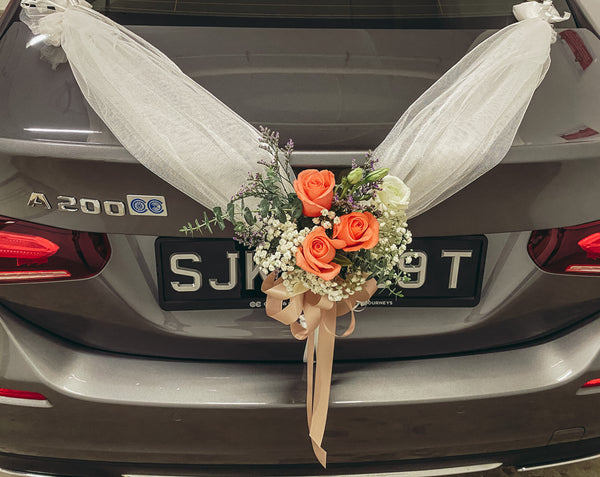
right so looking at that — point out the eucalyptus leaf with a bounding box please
[244,207,256,225]
[213,206,225,230]
[291,202,302,219]
[227,202,235,222]
[203,212,213,233]
[275,207,286,223]
[290,194,302,209]
[259,199,270,217]
[332,254,353,267]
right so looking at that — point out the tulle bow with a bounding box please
[20,0,91,67]
[513,0,571,26]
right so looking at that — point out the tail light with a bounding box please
[0,388,47,400]
[582,379,600,389]
[528,220,600,275]
[0,216,110,283]
[0,387,51,407]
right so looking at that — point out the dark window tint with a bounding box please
[90,0,574,28]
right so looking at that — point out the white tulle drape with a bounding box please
[21,0,270,211]
[375,17,556,219]
[20,0,569,217]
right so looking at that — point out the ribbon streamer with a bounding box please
[262,273,378,467]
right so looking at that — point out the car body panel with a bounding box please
[1,307,600,465]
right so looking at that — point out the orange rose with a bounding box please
[333,212,379,252]
[293,169,335,217]
[296,228,345,281]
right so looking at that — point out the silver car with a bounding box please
[1,0,600,475]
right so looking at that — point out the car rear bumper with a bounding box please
[1,306,600,472]
[1,445,600,477]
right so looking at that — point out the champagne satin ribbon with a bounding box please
[262,273,378,467]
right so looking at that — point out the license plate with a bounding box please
[156,236,487,311]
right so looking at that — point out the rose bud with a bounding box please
[346,167,364,185]
[363,167,389,183]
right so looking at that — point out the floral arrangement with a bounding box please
[181,128,414,467]
[181,128,413,301]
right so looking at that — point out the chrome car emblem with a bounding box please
[27,192,52,209]
[27,192,168,217]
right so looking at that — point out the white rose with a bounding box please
[378,175,411,211]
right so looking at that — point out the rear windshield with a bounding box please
[90,0,574,28]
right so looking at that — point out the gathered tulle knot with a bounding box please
[512,1,571,45]
[20,0,91,47]
[21,0,91,13]
[513,1,571,24]
[20,0,91,67]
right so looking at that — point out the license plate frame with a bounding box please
[156,235,487,311]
